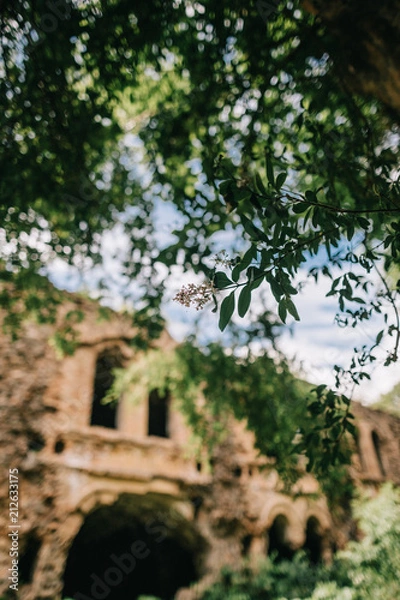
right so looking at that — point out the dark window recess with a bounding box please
[28,432,45,452]
[267,515,294,561]
[20,534,41,584]
[372,431,386,476]
[54,439,65,454]
[90,349,122,429]
[148,389,170,438]
[233,466,242,478]
[191,496,203,519]
[241,534,252,556]
[304,517,323,564]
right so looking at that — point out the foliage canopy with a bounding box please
[1,1,400,463]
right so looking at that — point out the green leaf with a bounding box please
[313,384,327,396]
[250,273,264,290]
[345,420,356,436]
[278,298,287,323]
[269,278,283,302]
[238,285,252,317]
[233,187,252,203]
[218,158,234,173]
[271,220,282,245]
[357,216,370,230]
[247,266,263,284]
[254,172,267,195]
[265,154,275,186]
[218,180,232,195]
[312,206,320,228]
[219,291,235,331]
[308,401,324,415]
[292,202,308,214]
[346,221,355,240]
[236,245,257,276]
[305,190,317,203]
[286,298,300,321]
[241,215,268,242]
[214,271,233,289]
[275,171,287,190]
[231,264,241,282]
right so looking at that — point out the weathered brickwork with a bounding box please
[0,297,399,600]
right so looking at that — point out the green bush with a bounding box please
[324,483,400,600]
[200,553,329,600]
[200,484,400,600]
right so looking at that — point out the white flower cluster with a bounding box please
[214,250,235,267]
[173,281,216,311]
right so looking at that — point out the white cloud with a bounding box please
[277,275,400,404]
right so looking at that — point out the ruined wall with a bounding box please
[351,402,400,484]
[0,297,399,600]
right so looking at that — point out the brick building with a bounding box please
[1,296,399,600]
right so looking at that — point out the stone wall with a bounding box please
[0,297,399,600]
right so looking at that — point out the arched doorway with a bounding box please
[62,495,204,600]
[267,514,294,561]
[303,517,323,564]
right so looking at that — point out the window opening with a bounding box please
[372,430,386,476]
[267,515,294,561]
[90,348,122,428]
[148,389,170,438]
[304,517,323,564]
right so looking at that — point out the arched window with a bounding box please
[372,430,386,476]
[304,517,323,564]
[90,348,122,429]
[267,514,294,561]
[148,389,170,438]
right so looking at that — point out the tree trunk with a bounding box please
[303,0,400,118]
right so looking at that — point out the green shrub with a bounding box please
[200,484,400,600]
